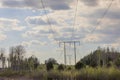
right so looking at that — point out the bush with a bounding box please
[58,64,64,71]
[67,67,72,71]
[76,67,120,80]
[29,71,47,80]
[75,61,85,70]
[46,62,54,71]
[107,61,113,67]
[114,58,120,67]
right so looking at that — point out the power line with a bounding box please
[77,0,114,48]
[71,0,79,40]
[40,0,57,40]
[90,0,114,34]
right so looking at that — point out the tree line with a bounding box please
[0,45,120,72]
[79,47,120,68]
[45,47,120,71]
[0,45,39,71]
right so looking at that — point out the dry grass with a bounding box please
[0,67,120,80]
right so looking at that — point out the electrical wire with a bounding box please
[90,0,114,34]
[40,0,57,40]
[71,0,79,41]
[81,0,114,46]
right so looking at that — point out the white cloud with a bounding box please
[0,0,73,10]
[20,0,120,49]
[25,16,47,26]
[102,43,120,49]
[0,18,25,31]
[0,33,7,41]
[22,25,53,38]
[82,34,104,43]
[21,40,47,47]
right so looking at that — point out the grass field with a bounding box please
[0,65,120,80]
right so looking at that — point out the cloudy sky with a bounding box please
[0,0,120,64]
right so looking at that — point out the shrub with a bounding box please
[46,62,54,71]
[114,58,120,67]
[67,67,72,71]
[107,61,113,67]
[58,64,64,71]
[75,61,85,70]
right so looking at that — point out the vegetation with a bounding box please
[45,58,57,71]
[0,46,120,80]
[75,61,85,70]
[0,45,40,72]
[81,47,120,68]
[46,62,54,71]
[57,64,64,71]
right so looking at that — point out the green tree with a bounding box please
[58,64,64,71]
[115,57,120,67]
[9,45,25,71]
[46,62,54,71]
[75,61,85,70]
[0,48,6,69]
[45,58,57,64]
[28,55,39,71]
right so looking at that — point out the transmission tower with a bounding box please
[67,55,72,65]
[59,41,80,65]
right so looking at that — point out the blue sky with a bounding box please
[0,0,120,64]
